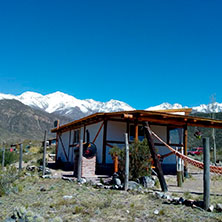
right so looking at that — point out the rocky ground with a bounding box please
[1,163,222,222]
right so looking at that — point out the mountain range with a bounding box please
[0,91,134,120]
[0,91,221,143]
[0,91,221,119]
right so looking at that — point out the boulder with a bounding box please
[208,204,214,212]
[216,203,222,212]
[128,181,142,190]
[137,176,155,188]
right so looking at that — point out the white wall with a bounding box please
[57,122,180,166]
[107,121,127,141]
[57,131,70,162]
[85,121,104,164]
[106,121,127,163]
[150,125,167,143]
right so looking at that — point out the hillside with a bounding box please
[188,112,222,150]
[0,99,71,144]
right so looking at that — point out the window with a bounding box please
[168,128,183,145]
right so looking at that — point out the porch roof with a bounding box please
[51,109,222,133]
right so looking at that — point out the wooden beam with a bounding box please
[83,125,86,143]
[138,117,186,127]
[122,113,134,119]
[58,134,69,161]
[184,124,188,178]
[102,119,108,164]
[144,122,168,192]
[68,130,72,160]
[106,140,125,144]
[135,121,138,141]
[92,121,104,143]
[114,155,118,173]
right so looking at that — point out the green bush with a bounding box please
[109,139,151,180]
[0,166,20,196]
[0,150,18,166]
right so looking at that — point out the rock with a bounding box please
[155,191,164,199]
[112,173,122,186]
[34,216,45,222]
[153,209,159,215]
[40,187,46,192]
[4,218,16,222]
[208,204,214,212]
[114,178,121,186]
[184,199,194,206]
[62,176,74,182]
[49,217,63,222]
[63,195,73,200]
[13,206,27,219]
[11,207,45,222]
[26,165,37,172]
[94,209,101,215]
[178,197,185,204]
[166,195,172,201]
[38,166,51,175]
[95,182,104,188]
[26,210,35,219]
[137,176,155,188]
[216,203,222,212]
[128,181,142,190]
[78,178,87,184]
[104,185,112,189]
[42,175,52,179]
[171,197,180,204]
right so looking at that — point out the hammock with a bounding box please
[151,131,222,175]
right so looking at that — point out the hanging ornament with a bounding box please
[194,128,202,139]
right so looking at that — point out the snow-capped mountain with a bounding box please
[0,91,135,119]
[146,102,222,113]
[146,103,187,111]
[1,91,222,120]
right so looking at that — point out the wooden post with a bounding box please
[176,147,183,187]
[212,127,217,164]
[77,139,83,181]
[184,125,188,178]
[135,121,138,141]
[42,130,47,176]
[2,145,5,170]
[114,155,118,173]
[102,119,107,164]
[19,144,23,171]
[203,137,210,210]
[181,147,184,182]
[124,133,129,191]
[144,122,168,192]
[55,120,60,162]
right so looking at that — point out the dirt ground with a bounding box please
[162,164,222,208]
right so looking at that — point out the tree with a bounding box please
[109,139,151,181]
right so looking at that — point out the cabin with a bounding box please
[51,109,222,176]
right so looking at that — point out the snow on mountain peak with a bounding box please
[146,102,186,111]
[0,91,135,118]
[1,91,222,118]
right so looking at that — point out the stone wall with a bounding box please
[81,156,96,177]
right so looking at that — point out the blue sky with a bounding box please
[0,0,222,109]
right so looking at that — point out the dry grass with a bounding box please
[1,171,222,222]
